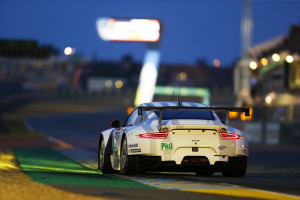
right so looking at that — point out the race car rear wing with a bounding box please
[138,106,250,128]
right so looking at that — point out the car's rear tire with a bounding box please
[120,136,138,174]
[98,136,115,173]
[222,156,247,177]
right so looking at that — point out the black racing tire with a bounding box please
[98,136,115,173]
[195,169,215,176]
[222,156,247,177]
[120,136,138,175]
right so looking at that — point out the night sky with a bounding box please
[1,0,300,66]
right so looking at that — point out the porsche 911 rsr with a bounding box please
[98,102,249,177]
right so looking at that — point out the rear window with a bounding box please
[154,110,215,120]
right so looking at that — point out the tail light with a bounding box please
[140,132,168,139]
[219,129,240,140]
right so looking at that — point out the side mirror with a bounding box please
[110,120,120,129]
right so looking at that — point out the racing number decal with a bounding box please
[161,142,173,151]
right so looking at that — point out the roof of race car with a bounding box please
[137,102,250,127]
[135,102,219,130]
[138,101,207,108]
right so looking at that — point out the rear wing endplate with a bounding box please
[138,106,250,128]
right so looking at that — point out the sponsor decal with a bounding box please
[161,142,173,151]
[129,143,138,148]
[218,146,227,150]
[131,148,141,153]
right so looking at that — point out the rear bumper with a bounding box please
[128,137,248,165]
[137,155,248,172]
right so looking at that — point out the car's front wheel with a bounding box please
[98,136,115,173]
[222,156,247,177]
[120,136,138,174]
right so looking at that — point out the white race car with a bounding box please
[98,101,249,177]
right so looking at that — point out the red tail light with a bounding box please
[140,132,168,139]
[219,129,240,140]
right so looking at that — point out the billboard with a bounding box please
[96,18,161,42]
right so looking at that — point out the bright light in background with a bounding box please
[177,72,187,81]
[265,92,276,105]
[272,53,280,62]
[213,59,221,67]
[135,62,158,105]
[135,50,160,106]
[249,61,258,70]
[105,80,113,88]
[115,80,123,88]
[96,18,160,42]
[285,55,294,63]
[260,58,268,66]
[265,95,272,104]
[64,47,76,55]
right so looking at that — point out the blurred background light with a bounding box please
[105,80,113,88]
[213,59,221,67]
[285,55,294,63]
[64,47,76,55]
[265,95,272,104]
[265,92,276,105]
[177,72,187,81]
[135,50,160,106]
[272,53,280,62]
[260,58,268,66]
[64,47,76,56]
[96,18,160,42]
[115,80,123,88]
[249,61,258,70]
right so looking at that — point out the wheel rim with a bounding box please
[121,138,128,171]
[99,139,105,169]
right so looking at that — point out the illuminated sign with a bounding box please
[96,18,160,42]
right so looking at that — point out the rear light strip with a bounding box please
[219,132,240,140]
[140,132,168,139]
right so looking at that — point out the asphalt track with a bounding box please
[25,110,300,200]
